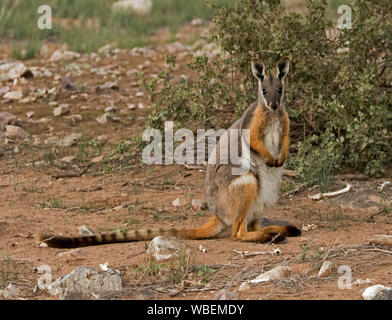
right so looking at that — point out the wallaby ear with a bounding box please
[275,56,290,80]
[251,60,266,81]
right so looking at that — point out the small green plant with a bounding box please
[379,192,392,216]
[0,247,18,287]
[41,197,67,209]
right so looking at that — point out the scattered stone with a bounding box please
[97,135,108,145]
[59,156,76,164]
[8,63,33,80]
[191,18,203,26]
[112,0,152,15]
[50,50,81,62]
[78,226,95,236]
[172,198,181,207]
[105,106,117,113]
[58,133,82,147]
[26,111,34,119]
[362,285,392,300]
[53,104,70,117]
[317,261,333,277]
[44,136,60,145]
[135,91,144,98]
[137,103,144,109]
[3,90,23,101]
[96,113,120,124]
[98,44,115,55]
[0,284,20,299]
[57,248,86,258]
[128,104,136,110]
[47,266,122,300]
[166,41,187,54]
[13,146,19,153]
[92,155,105,163]
[147,236,183,261]
[96,81,119,92]
[0,86,10,97]
[214,289,238,300]
[5,125,29,139]
[238,282,251,292]
[191,199,206,211]
[60,76,77,91]
[0,112,17,129]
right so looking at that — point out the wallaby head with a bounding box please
[251,56,290,111]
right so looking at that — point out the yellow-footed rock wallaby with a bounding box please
[38,56,301,248]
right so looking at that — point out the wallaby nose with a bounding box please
[272,104,278,110]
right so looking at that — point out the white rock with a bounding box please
[96,113,120,124]
[44,136,60,145]
[0,112,17,129]
[191,18,203,26]
[172,198,180,207]
[135,91,144,98]
[5,125,29,139]
[362,285,392,300]
[47,266,122,300]
[0,284,20,299]
[26,111,34,119]
[238,282,251,292]
[53,104,70,117]
[317,261,332,277]
[58,133,82,147]
[250,266,291,284]
[50,50,81,62]
[166,41,187,54]
[3,90,23,100]
[147,236,182,261]
[112,0,152,15]
[7,62,33,80]
[78,226,95,236]
[59,156,76,164]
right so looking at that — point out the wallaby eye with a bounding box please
[278,88,283,94]
[262,89,267,95]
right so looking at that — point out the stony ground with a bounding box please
[1,23,392,300]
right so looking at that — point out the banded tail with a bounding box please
[37,215,225,248]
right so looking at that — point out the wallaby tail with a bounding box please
[37,215,226,248]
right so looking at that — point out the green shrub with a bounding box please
[148,0,392,177]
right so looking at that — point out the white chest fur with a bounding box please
[247,118,283,222]
[263,117,282,159]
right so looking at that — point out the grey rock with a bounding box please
[78,226,95,236]
[5,125,29,139]
[0,112,17,130]
[112,0,152,15]
[47,266,122,300]
[147,236,183,261]
[363,285,392,300]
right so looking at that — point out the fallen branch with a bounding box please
[233,248,281,258]
[309,183,351,201]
